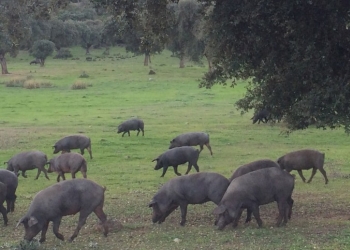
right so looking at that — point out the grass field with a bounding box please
[0,46,350,250]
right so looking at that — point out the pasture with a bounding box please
[0,47,350,250]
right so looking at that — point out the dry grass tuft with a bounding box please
[71,81,88,90]
[4,77,26,87]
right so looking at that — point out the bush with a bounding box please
[79,71,89,78]
[54,48,73,59]
[71,81,88,90]
[4,77,26,87]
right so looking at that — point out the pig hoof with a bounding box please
[39,238,46,243]
[180,222,186,226]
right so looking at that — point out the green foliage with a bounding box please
[53,48,73,59]
[30,39,55,65]
[197,0,350,133]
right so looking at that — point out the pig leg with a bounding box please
[287,197,294,219]
[232,208,244,228]
[127,131,130,136]
[245,208,252,223]
[52,217,64,241]
[306,168,317,183]
[69,211,90,242]
[185,163,193,175]
[35,169,42,180]
[137,129,140,136]
[0,204,8,225]
[173,166,181,176]
[251,204,263,227]
[318,168,328,184]
[87,146,93,159]
[192,163,200,173]
[276,201,287,226]
[80,148,85,155]
[122,131,127,137]
[39,221,50,243]
[297,170,306,182]
[93,205,109,237]
[81,162,87,178]
[72,172,76,179]
[179,202,188,226]
[21,170,27,178]
[56,174,61,182]
[160,166,169,177]
[141,128,144,136]
[199,145,204,153]
[205,143,213,156]
[41,167,50,180]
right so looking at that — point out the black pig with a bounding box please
[152,146,200,177]
[149,172,230,226]
[169,132,213,155]
[17,179,108,243]
[5,151,49,180]
[277,149,328,184]
[53,135,92,159]
[117,118,144,137]
[0,169,18,213]
[214,167,294,230]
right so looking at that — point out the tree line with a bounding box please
[1,0,350,133]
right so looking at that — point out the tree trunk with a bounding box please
[40,58,45,67]
[144,53,149,66]
[205,54,213,73]
[85,44,91,55]
[0,53,9,74]
[179,53,185,68]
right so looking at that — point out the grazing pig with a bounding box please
[117,118,144,137]
[0,169,18,213]
[0,182,8,225]
[169,132,213,155]
[214,167,294,230]
[53,134,92,159]
[277,149,328,184]
[17,179,108,243]
[149,172,230,226]
[152,146,200,177]
[47,152,87,182]
[229,159,279,182]
[251,109,270,124]
[5,151,49,180]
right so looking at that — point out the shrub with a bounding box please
[79,71,89,78]
[4,77,26,87]
[54,48,73,59]
[71,81,87,90]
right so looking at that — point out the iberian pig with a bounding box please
[47,152,87,182]
[152,146,200,177]
[228,159,280,223]
[169,132,213,155]
[0,182,8,225]
[214,167,294,230]
[117,118,144,137]
[229,159,279,182]
[5,151,49,180]
[149,172,230,226]
[277,149,328,184]
[251,109,270,124]
[17,179,108,243]
[53,134,92,159]
[0,169,18,213]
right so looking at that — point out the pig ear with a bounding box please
[52,145,56,149]
[213,205,226,215]
[28,216,39,227]
[148,200,157,208]
[16,216,27,227]
[151,158,159,162]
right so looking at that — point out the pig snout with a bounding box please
[216,216,227,230]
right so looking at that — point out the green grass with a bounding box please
[1,47,350,250]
